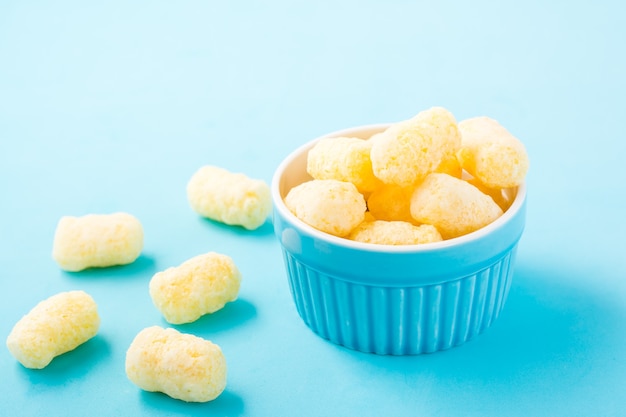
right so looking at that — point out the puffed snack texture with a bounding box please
[125,326,227,403]
[187,165,272,230]
[306,136,381,193]
[6,290,100,369]
[52,212,144,272]
[366,184,415,223]
[370,106,461,187]
[466,176,515,212]
[410,173,503,239]
[149,252,242,324]
[457,116,529,189]
[284,179,366,237]
[348,220,443,245]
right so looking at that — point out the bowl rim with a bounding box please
[271,122,527,255]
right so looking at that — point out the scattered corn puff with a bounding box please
[284,179,366,237]
[187,165,271,230]
[410,173,503,239]
[125,326,227,403]
[370,107,461,187]
[6,290,100,369]
[307,137,381,193]
[366,184,415,223]
[52,212,143,272]
[348,220,442,245]
[149,252,241,324]
[457,117,529,188]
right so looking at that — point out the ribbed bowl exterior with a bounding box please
[282,246,517,355]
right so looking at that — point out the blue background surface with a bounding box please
[1,1,625,416]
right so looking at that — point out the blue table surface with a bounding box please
[1,1,625,416]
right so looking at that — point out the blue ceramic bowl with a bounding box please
[271,123,527,355]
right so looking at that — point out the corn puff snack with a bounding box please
[149,252,241,324]
[457,117,529,189]
[307,136,381,193]
[284,179,366,237]
[125,326,227,402]
[187,165,271,230]
[348,220,442,245]
[6,290,100,369]
[52,212,143,272]
[410,173,503,239]
[366,184,415,223]
[370,107,461,187]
